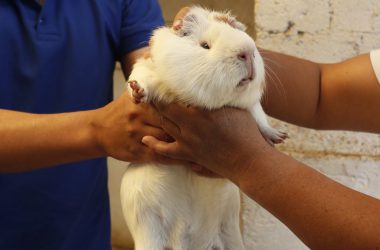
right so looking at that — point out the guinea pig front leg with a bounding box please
[128,80,147,104]
[251,103,288,145]
[127,58,159,104]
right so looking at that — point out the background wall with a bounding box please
[109,1,380,249]
[250,0,380,249]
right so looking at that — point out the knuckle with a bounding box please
[126,111,140,121]
[125,128,137,138]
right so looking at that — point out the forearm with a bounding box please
[239,149,380,249]
[0,109,103,172]
[261,50,322,128]
[262,50,380,133]
[317,54,380,133]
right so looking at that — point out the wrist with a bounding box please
[234,145,284,194]
[79,109,107,159]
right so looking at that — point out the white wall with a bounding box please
[244,0,380,249]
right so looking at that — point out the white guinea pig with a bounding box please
[121,6,286,250]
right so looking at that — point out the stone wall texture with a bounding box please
[248,0,380,249]
[109,1,380,249]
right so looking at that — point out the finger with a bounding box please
[124,96,180,137]
[143,126,172,142]
[149,101,182,137]
[137,102,164,127]
[173,6,191,30]
[160,115,181,139]
[142,135,187,160]
[152,101,192,124]
[192,167,223,178]
[154,154,187,166]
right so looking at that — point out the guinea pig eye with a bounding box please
[200,42,210,49]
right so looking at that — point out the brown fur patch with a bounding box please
[214,14,235,27]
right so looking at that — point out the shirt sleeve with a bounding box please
[370,49,380,84]
[120,0,165,57]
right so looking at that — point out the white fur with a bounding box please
[121,6,281,250]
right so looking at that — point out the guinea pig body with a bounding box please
[121,164,243,250]
[121,6,286,250]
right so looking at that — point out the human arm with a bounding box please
[0,85,176,172]
[0,47,179,172]
[261,50,380,133]
[0,0,180,172]
[0,108,101,172]
[142,104,380,249]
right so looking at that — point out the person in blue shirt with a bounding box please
[0,0,180,249]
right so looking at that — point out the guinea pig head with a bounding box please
[150,7,265,109]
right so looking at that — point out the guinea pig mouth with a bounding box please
[237,77,253,87]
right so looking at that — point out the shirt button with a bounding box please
[39,18,45,24]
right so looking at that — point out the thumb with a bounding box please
[142,136,186,161]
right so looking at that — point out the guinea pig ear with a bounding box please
[212,12,247,31]
[173,12,199,37]
[173,6,212,37]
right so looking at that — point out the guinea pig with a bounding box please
[121,6,287,250]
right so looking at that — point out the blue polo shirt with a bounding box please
[0,1,164,249]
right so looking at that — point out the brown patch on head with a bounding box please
[213,13,246,31]
[174,6,191,24]
[171,6,192,31]
[214,14,235,27]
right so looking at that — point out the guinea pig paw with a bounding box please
[128,80,147,104]
[262,128,288,146]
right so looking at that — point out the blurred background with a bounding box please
[110,0,380,249]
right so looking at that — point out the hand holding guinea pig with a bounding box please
[143,102,275,184]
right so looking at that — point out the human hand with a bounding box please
[91,92,184,165]
[142,102,274,183]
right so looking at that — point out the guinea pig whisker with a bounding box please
[261,56,283,69]
[264,64,288,105]
[264,64,282,87]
